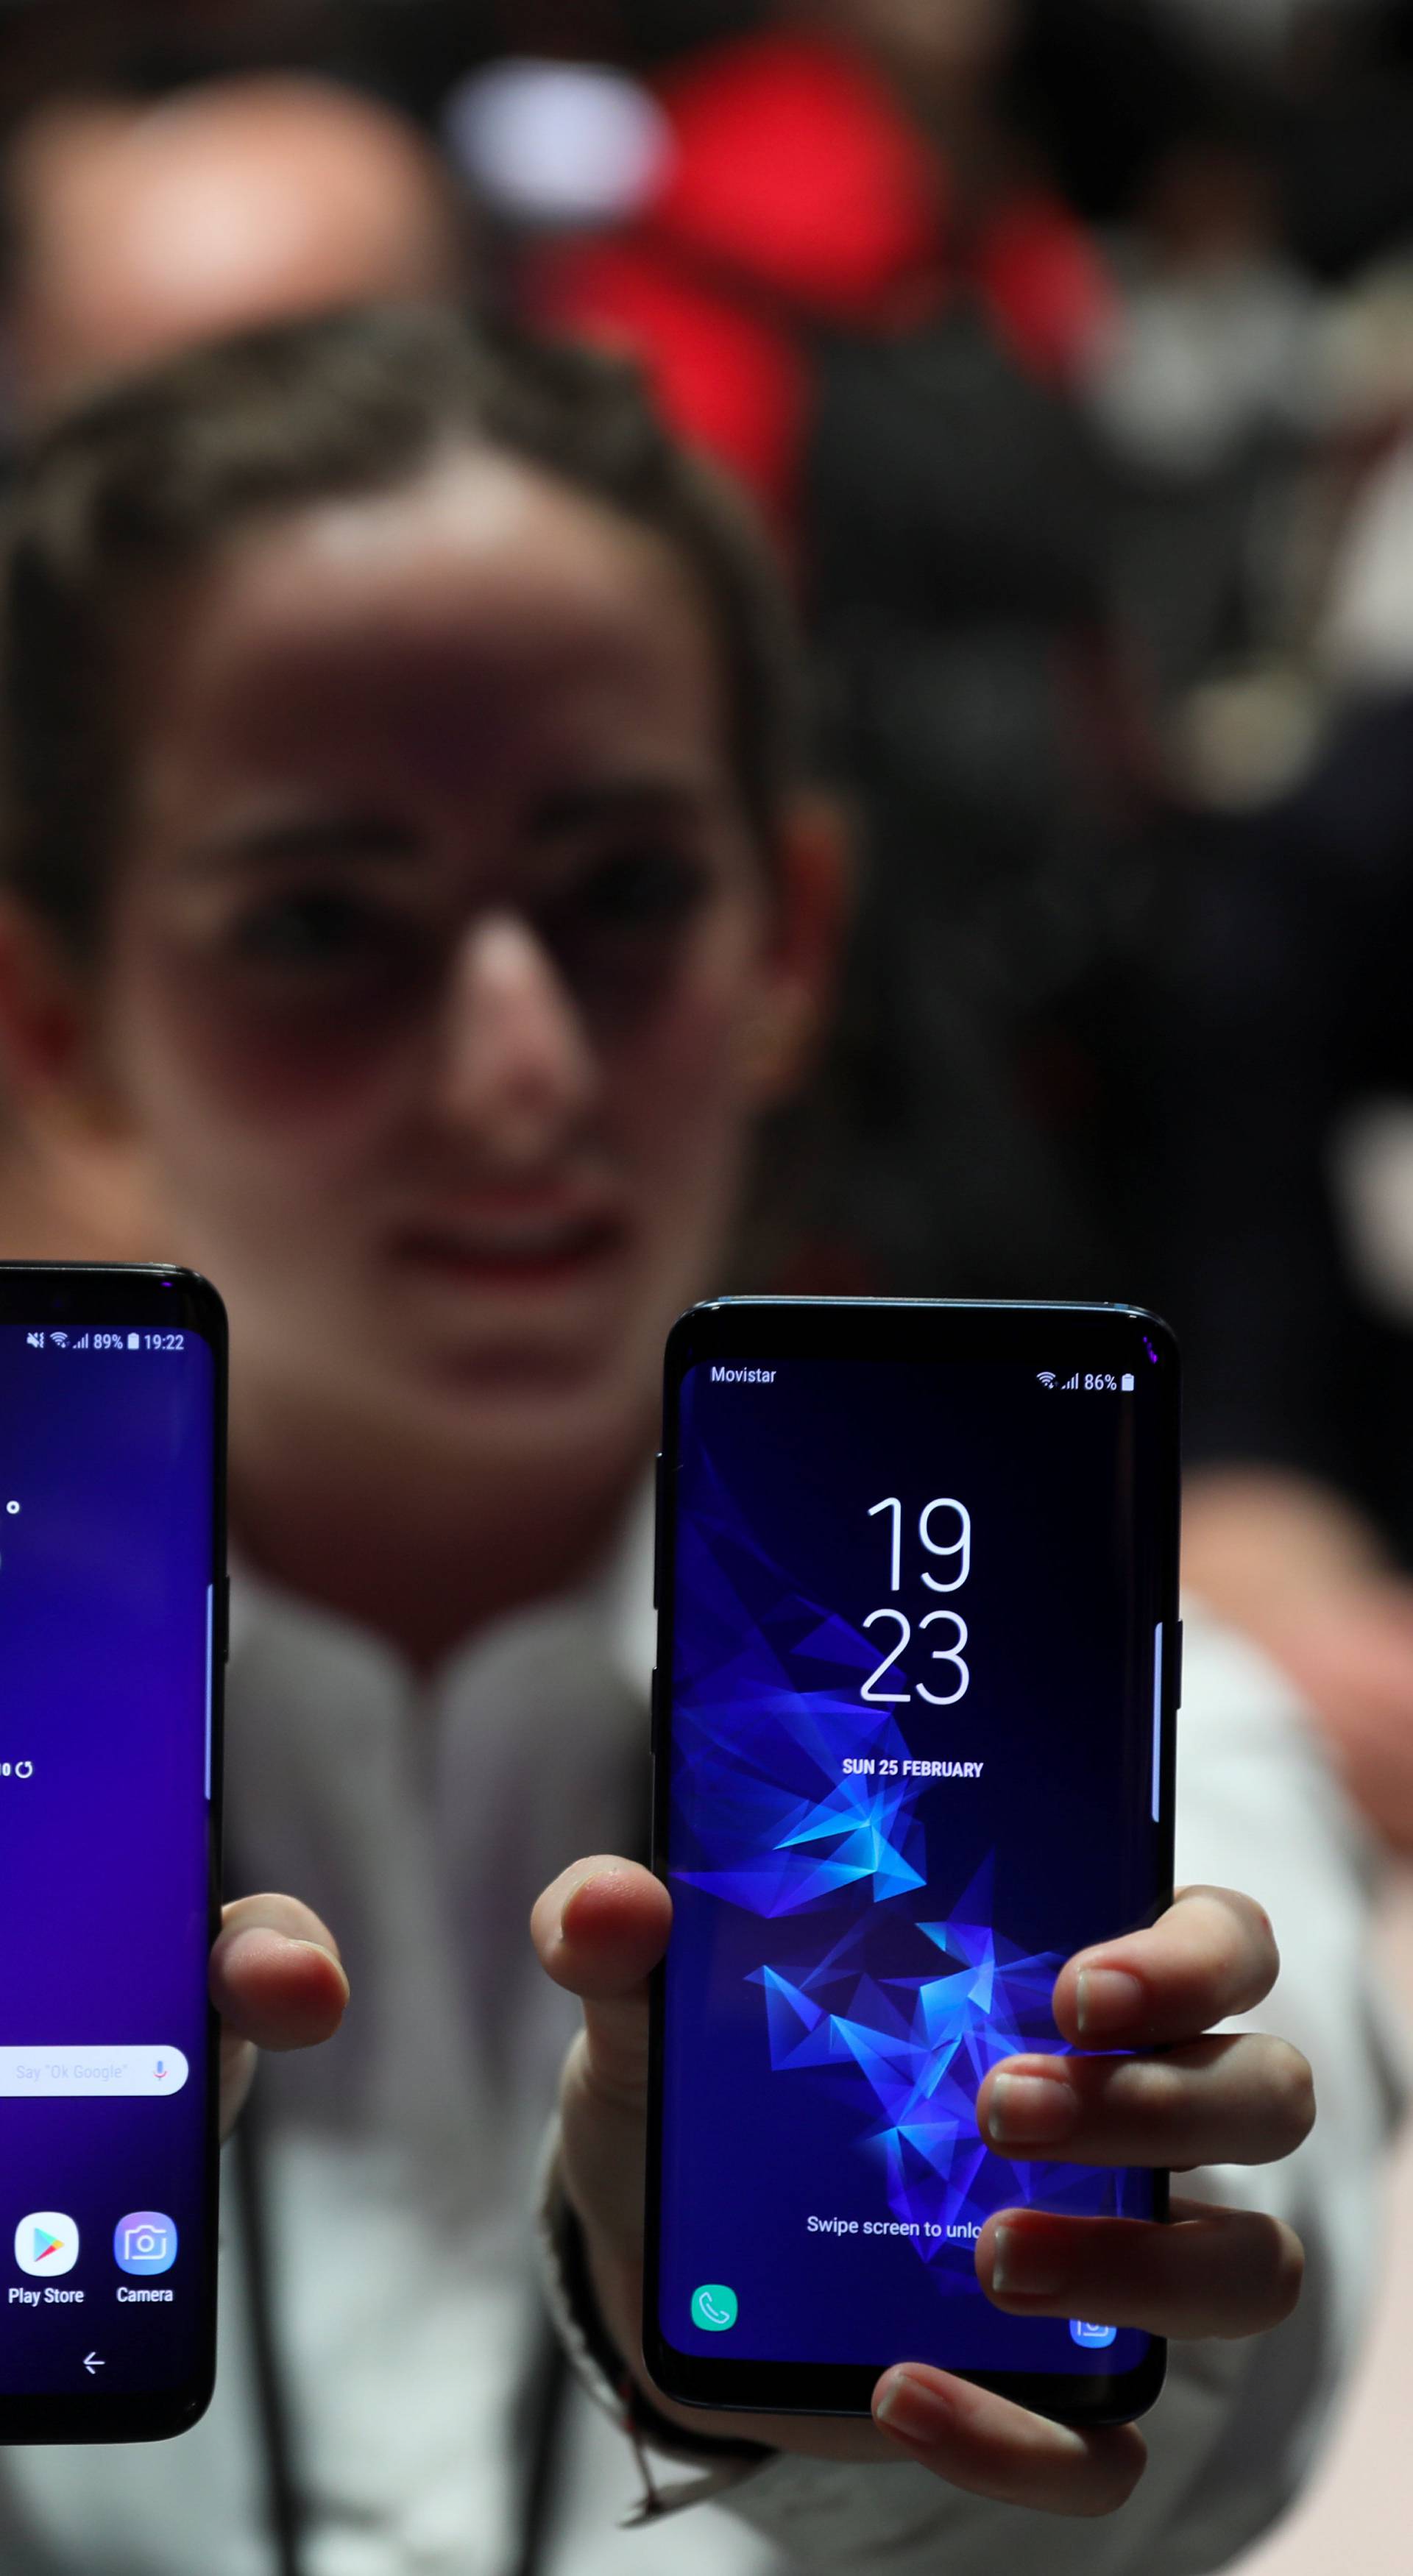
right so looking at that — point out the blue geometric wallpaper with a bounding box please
[658,1348,1162,2375]
[668,1443,1124,2279]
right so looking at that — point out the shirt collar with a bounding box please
[227,1467,656,1711]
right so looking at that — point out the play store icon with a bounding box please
[15,2211,78,2276]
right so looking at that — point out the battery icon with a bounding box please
[1121,1372,1135,1392]
[127,1332,140,1350]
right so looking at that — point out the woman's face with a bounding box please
[78,453,827,1473]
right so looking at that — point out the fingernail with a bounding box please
[985,2070,1077,2145]
[219,1927,287,1971]
[559,1869,620,1935]
[294,1939,349,1992]
[991,2221,1068,2297]
[1075,1967,1144,2038]
[875,2368,955,2446]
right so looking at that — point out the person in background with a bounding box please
[1153,687,1413,1852]
[530,0,1150,1306]
[0,300,1389,2575]
[0,68,474,1264]
[0,73,470,426]
[529,0,1113,549]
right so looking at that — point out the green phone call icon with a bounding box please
[690,2283,738,2332]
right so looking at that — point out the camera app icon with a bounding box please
[113,2212,177,2276]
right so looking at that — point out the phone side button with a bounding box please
[653,1453,664,1606]
[648,1671,662,1872]
[1172,1618,1183,1709]
[1151,1622,1165,1827]
[205,1586,215,1802]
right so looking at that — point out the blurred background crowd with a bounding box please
[8,0,1413,1816]
[4,2,1413,2558]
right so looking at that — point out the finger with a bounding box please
[533,1861,668,2274]
[1052,1886,1281,2048]
[531,1858,671,2114]
[977,2032,1314,2169]
[212,1893,348,2142]
[977,2197,1305,2340]
[872,2364,1146,2516]
[210,1892,350,2055]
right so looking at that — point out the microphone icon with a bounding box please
[155,2059,167,2081]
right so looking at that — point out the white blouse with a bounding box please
[0,1494,1400,2576]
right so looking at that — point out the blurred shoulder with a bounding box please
[1177,1596,1382,1919]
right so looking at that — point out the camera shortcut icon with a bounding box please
[113,2212,177,2276]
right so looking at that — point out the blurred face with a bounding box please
[7,89,468,425]
[74,456,818,1479]
[814,0,1017,85]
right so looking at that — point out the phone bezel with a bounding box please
[0,1264,227,2446]
[645,1297,1178,2429]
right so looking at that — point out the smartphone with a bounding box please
[0,1264,225,2444]
[646,1298,1178,2425]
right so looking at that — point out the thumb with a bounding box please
[531,1857,671,2113]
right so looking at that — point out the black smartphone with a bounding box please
[0,1264,226,2444]
[645,1298,1178,2426]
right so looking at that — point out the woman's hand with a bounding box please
[531,1867,1311,2519]
[210,1891,349,2138]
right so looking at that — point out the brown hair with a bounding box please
[0,302,801,952]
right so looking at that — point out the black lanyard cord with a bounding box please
[224,1737,645,2576]
[232,2098,307,2576]
[233,2092,571,2576]
[509,2315,570,2576]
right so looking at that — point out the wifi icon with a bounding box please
[1037,1372,1057,1389]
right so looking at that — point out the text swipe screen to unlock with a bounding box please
[659,1352,1165,2380]
[0,1326,214,2396]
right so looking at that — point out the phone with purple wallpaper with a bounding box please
[646,1298,1178,2424]
[0,1266,225,2443]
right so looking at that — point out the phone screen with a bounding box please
[652,1307,1176,2408]
[0,1294,221,2431]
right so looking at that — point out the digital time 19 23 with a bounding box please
[860,1496,971,1706]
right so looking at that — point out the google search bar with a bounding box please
[0,2047,189,2097]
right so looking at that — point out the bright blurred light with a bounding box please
[443,59,672,228]
[1152,0,1375,55]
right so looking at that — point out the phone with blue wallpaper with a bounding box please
[0,1265,225,2444]
[646,1298,1178,2424]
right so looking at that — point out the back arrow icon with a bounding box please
[82,2352,103,2375]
